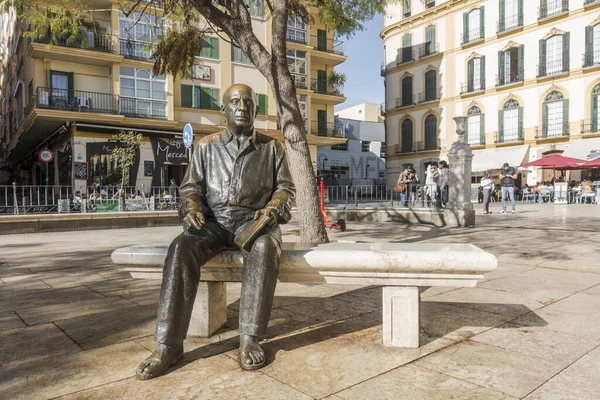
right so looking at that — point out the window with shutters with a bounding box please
[424,115,437,150]
[199,37,220,59]
[180,84,220,111]
[403,0,411,18]
[584,24,600,67]
[400,34,413,63]
[401,119,413,153]
[497,46,522,86]
[423,70,437,102]
[257,94,268,115]
[546,35,562,75]
[401,76,413,107]
[462,7,484,44]
[120,67,167,118]
[467,106,485,146]
[463,56,485,93]
[361,141,371,152]
[539,0,568,20]
[542,91,568,138]
[287,49,307,89]
[232,44,253,65]
[287,17,307,44]
[426,0,435,8]
[498,0,523,33]
[499,99,522,143]
[590,84,600,133]
[422,25,437,57]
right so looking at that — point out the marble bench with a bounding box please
[111,242,497,348]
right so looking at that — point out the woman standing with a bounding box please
[437,160,449,207]
[480,172,493,214]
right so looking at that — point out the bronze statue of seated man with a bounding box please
[136,84,295,380]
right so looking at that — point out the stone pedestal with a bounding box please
[189,281,227,337]
[447,117,475,227]
[382,286,420,348]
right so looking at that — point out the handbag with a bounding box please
[393,183,406,193]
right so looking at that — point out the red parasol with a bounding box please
[521,154,586,170]
[579,157,600,168]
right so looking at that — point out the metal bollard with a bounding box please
[12,182,18,215]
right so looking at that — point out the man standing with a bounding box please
[168,178,178,198]
[500,162,518,214]
[136,84,295,379]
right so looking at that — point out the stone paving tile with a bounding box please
[17,297,136,325]
[0,323,81,367]
[279,295,380,323]
[57,354,312,400]
[420,286,460,299]
[0,341,150,399]
[0,311,25,331]
[55,304,158,350]
[0,279,51,292]
[0,286,105,313]
[524,345,600,400]
[477,267,600,306]
[39,271,111,289]
[479,263,537,283]
[582,283,600,296]
[472,322,600,364]
[336,364,515,400]
[415,340,566,399]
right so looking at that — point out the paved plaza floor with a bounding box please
[1,202,600,399]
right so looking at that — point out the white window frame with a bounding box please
[594,24,600,64]
[504,108,519,141]
[467,114,481,146]
[473,58,481,91]
[547,0,562,16]
[287,49,307,88]
[119,67,167,117]
[469,9,481,40]
[287,17,306,43]
[546,35,563,75]
[505,0,519,30]
[546,100,563,137]
[297,94,308,129]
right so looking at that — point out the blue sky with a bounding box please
[334,14,385,111]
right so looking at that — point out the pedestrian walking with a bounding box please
[500,162,517,214]
[437,160,449,207]
[480,171,493,214]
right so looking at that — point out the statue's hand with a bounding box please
[254,207,278,224]
[183,211,205,233]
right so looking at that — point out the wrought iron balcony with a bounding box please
[461,28,484,45]
[417,140,440,152]
[426,0,436,8]
[396,47,415,65]
[379,102,386,115]
[394,143,415,154]
[538,0,569,20]
[496,73,523,87]
[467,132,486,147]
[310,79,344,97]
[585,0,600,5]
[460,80,486,94]
[495,129,524,144]
[310,120,344,138]
[309,35,344,55]
[583,51,600,68]
[496,13,523,34]
[418,87,442,103]
[34,29,116,53]
[535,123,570,139]
[416,42,439,58]
[291,74,308,90]
[119,38,156,60]
[537,59,569,77]
[36,87,116,114]
[395,95,416,109]
[286,30,307,44]
[581,118,599,134]
[118,97,167,119]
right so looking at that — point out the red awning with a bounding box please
[580,157,600,168]
[521,154,586,170]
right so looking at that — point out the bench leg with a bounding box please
[188,282,227,337]
[382,286,420,348]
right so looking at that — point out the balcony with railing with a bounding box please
[585,0,600,6]
[396,47,415,65]
[460,80,486,94]
[34,29,116,53]
[581,118,599,134]
[418,87,442,103]
[118,97,167,119]
[309,35,344,55]
[535,123,570,139]
[119,38,155,60]
[538,0,569,20]
[416,42,439,58]
[379,102,386,116]
[496,73,523,87]
[36,87,116,114]
[417,140,440,152]
[538,59,569,78]
[583,51,600,68]
[495,129,524,144]
[394,143,415,154]
[496,13,523,34]
[310,121,344,138]
[461,28,484,45]
[291,74,308,89]
[467,131,485,147]
[380,62,386,77]
[310,78,344,97]
[395,95,416,109]
[286,30,307,44]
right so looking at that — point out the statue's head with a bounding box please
[222,84,259,135]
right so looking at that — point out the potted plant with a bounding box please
[328,71,346,95]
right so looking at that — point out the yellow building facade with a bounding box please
[0,2,346,188]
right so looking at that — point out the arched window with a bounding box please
[401,119,413,153]
[584,24,600,67]
[424,25,437,56]
[401,76,413,107]
[467,106,484,146]
[401,34,413,63]
[462,7,484,44]
[424,115,438,150]
[539,33,569,77]
[543,91,568,138]
[499,0,523,33]
[591,84,600,133]
[499,99,522,143]
[468,56,485,92]
[424,70,437,101]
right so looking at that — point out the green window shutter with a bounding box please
[498,51,505,85]
[317,69,327,93]
[199,87,211,109]
[467,59,474,91]
[480,55,486,87]
[562,32,570,72]
[541,0,548,19]
[585,26,593,66]
[480,113,485,144]
[67,72,74,101]
[517,45,524,80]
[425,25,435,54]
[539,39,546,76]
[542,102,548,137]
[517,106,523,140]
[562,99,569,135]
[200,37,219,59]
[479,6,485,39]
[258,94,267,115]
[518,0,523,26]
[317,29,326,51]
[210,88,220,110]
[498,110,504,142]
[181,84,193,108]
[499,0,505,32]
[463,13,468,43]
[592,94,598,132]
[211,37,220,59]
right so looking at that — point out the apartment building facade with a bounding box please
[0,2,346,188]
[381,0,600,185]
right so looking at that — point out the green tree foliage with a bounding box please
[110,130,144,192]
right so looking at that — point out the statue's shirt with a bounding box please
[179,129,295,233]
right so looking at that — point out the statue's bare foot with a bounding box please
[239,334,266,371]
[136,343,183,380]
